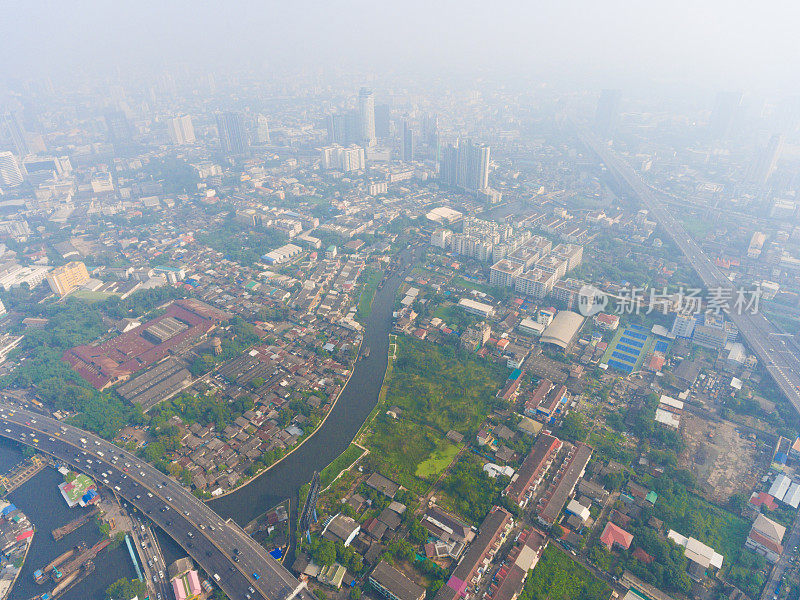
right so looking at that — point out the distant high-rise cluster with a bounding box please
[168,114,196,145]
[325,87,379,148]
[215,111,247,155]
[439,139,490,193]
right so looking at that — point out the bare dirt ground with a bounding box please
[680,414,763,503]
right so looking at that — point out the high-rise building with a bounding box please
[750,133,785,186]
[374,104,390,139]
[1,112,28,156]
[255,114,271,144]
[321,145,365,172]
[402,120,414,162]
[709,91,742,139]
[439,139,491,193]
[215,111,247,155]
[167,115,196,145]
[326,113,346,144]
[595,89,621,138]
[0,151,24,188]
[423,114,440,160]
[104,110,133,147]
[46,261,90,296]
[358,87,376,147]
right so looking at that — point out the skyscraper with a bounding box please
[709,91,742,139]
[750,133,785,186]
[255,114,271,144]
[374,104,391,139]
[215,111,247,155]
[0,151,24,187]
[104,110,133,148]
[168,115,196,145]
[595,89,621,138]
[423,114,440,160]
[358,87,376,147]
[402,120,414,162]
[1,112,28,156]
[439,139,490,193]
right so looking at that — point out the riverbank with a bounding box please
[208,247,420,529]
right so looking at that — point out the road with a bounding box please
[578,128,800,417]
[0,404,311,600]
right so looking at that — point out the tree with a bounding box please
[106,578,147,600]
[312,538,337,566]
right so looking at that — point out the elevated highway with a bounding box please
[578,128,800,418]
[0,404,312,600]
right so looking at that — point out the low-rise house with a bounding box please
[746,514,785,563]
[369,560,426,600]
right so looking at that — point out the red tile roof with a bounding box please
[600,522,633,550]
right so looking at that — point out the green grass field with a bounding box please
[365,417,457,493]
[356,268,384,323]
[381,336,509,434]
[415,442,460,478]
[521,545,611,600]
[320,444,365,488]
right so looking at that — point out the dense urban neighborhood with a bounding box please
[1,9,800,600]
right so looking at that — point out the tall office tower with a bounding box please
[423,113,440,159]
[358,87,376,147]
[0,151,24,187]
[215,111,247,155]
[255,114,271,144]
[402,120,414,162]
[750,134,785,186]
[439,143,459,186]
[594,89,621,138]
[709,91,742,139]
[374,104,391,139]
[104,110,133,148]
[439,139,490,193]
[344,110,361,145]
[1,112,28,156]
[167,115,196,145]
[326,113,346,144]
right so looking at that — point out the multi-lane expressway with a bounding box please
[578,128,800,417]
[0,403,311,600]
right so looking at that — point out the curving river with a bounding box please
[209,247,416,528]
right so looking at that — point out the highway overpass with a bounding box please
[0,404,311,600]
[578,128,800,418]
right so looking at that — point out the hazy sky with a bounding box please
[4,0,800,92]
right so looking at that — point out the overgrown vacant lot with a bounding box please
[362,336,508,493]
[382,336,509,434]
[521,545,611,600]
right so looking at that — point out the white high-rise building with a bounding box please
[320,145,365,172]
[168,115,196,145]
[358,87,376,147]
[0,152,24,188]
[256,114,271,144]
